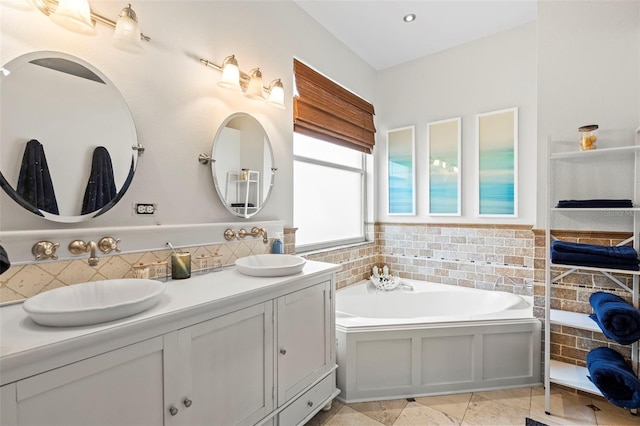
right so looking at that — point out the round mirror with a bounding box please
[211,113,275,218]
[0,51,139,223]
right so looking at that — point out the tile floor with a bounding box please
[305,385,640,426]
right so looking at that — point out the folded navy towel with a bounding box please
[587,347,640,408]
[552,240,638,259]
[551,250,640,271]
[557,199,633,208]
[589,292,640,345]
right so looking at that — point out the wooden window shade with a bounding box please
[293,59,376,153]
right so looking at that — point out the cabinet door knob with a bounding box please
[183,398,193,408]
[307,401,314,408]
[280,348,286,355]
[169,406,178,416]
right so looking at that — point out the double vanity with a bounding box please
[0,260,341,426]
[0,46,335,426]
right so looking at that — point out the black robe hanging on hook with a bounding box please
[16,139,59,215]
[0,244,10,275]
[81,146,116,215]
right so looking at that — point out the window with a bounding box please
[294,133,366,251]
[292,59,375,251]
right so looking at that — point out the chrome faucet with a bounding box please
[69,240,99,266]
[237,227,268,244]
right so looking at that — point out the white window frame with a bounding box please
[293,137,368,252]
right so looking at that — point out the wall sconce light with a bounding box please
[266,79,285,107]
[217,55,241,91]
[32,0,150,53]
[49,0,94,35]
[244,68,265,100]
[200,56,285,109]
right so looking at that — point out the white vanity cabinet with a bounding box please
[175,301,274,426]
[0,263,340,426]
[1,384,17,425]
[9,337,165,426]
[277,280,332,404]
[276,280,337,426]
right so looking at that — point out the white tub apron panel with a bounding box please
[335,280,542,402]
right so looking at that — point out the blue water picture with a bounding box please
[428,118,460,215]
[388,127,414,215]
[478,108,517,216]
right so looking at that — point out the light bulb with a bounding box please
[50,0,96,35]
[266,79,285,109]
[245,68,265,100]
[112,4,143,53]
[218,55,241,91]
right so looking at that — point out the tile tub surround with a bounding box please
[377,223,536,294]
[306,223,537,293]
[304,242,378,290]
[301,223,377,290]
[533,229,637,368]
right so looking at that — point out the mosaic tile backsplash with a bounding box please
[0,239,274,303]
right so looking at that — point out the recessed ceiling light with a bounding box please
[403,13,416,23]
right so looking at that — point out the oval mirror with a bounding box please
[0,51,139,223]
[211,113,275,218]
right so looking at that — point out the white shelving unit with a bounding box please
[225,170,260,217]
[544,128,640,415]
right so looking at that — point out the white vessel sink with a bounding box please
[235,254,306,277]
[22,279,166,327]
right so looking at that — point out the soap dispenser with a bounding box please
[272,233,284,254]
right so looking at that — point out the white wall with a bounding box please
[536,1,640,229]
[2,0,638,247]
[0,0,376,233]
[375,22,537,225]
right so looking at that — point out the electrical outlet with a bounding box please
[134,203,157,215]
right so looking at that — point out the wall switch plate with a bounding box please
[134,203,157,215]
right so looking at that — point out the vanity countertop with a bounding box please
[0,260,341,385]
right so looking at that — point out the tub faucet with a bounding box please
[492,275,533,291]
[398,281,414,291]
[69,240,99,266]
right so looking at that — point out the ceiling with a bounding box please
[294,1,537,70]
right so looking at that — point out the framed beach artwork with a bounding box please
[476,107,518,217]
[427,117,461,216]
[387,126,415,215]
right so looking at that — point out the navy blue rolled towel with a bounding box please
[589,292,640,345]
[587,347,640,408]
